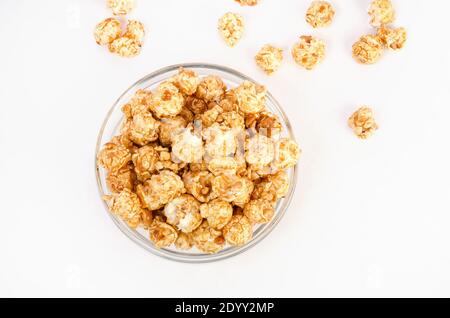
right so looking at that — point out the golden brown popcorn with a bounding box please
[122,112,160,146]
[94,18,122,45]
[122,89,152,118]
[131,145,159,181]
[217,111,245,130]
[158,116,186,146]
[172,68,200,96]
[273,138,301,170]
[103,188,143,228]
[232,176,254,207]
[222,215,253,246]
[136,170,185,210]
[164,195,202,233]
[175,232,193,250]
[254,111,282,137]
[255,45,284,75]
[191,220,225,254]
[212,174,251,203]
[251,179,277,203]
[203,124,237,159]
[245,134,275,166]
[149,82,184,118]
[234,81,266,114]
[348,106,378,139]
[107,0,134,16]
[149,217,178,248]
[199,105,224,128]
[140,208,153,229]
[97,140,131,172]
[368,0,395,27]
[106,163,136,193]
[352,34,384,65]
[195,76,227,102]
[208,157,239,176]
[108,36,142,58]
[266,170,289,199]
[124,20,145,43]
[185,97,208,115]
[171,129,204,163]
[234,0,259,6]
[178,106,195,123]
[183,170,217,202]
[244,199,275,224]
[200,199,233,230]
[377,26,407,50]
[218,12,244,47]
[306,1,335,28]
[219,91,239,112]
[292,35,326,70]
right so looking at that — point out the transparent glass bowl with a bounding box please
[95,63,298,263]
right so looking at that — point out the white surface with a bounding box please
[0,0,449,297]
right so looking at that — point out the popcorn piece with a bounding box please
[234,81,266,114]
[140,208,153,229]
[195,76,227,102]
[208,157,239,176]
[245,134,275,166]
[219,91,239,113]
[232,176,254,207]
[244,199,275,224]
[292,35,326,70]
[212,174,252,203]
[273,138,301,170]
[178,106,195,123]
[171,129,204,163]
[368,0,395,27]
[175,232,193,250]
[218,12,244,47]
[122,89,152,118]
[94,18,122,45]
[131,145,159,181]
[107,0,134,16]
[377,26,407,50]
[234,0,259,6]
[149,217,178,248]
[191,220,225,254]
[217,111,245,130]
[200,199,233,230]
[348,106,378,139]
[136,170,185,210]
[149,82,184,118]
[108,36,142,57]
[164,195,202,233]
[97,140,131,172]
[159,116,186,146]
[267,170,290,199]
[172,68,200,96]
[185,97,208,115]
[122,112,160,146]
[106,163,136,193]
[306,1,335,28]
[183,170,217,203]
[103,189,143,228]
[124,20,145,43]
[252,111,282,137]
[222,215,253,246]
[255,44,284,75]
[199,105,224,128]
[204,125,237,159]
[352,34,384,65]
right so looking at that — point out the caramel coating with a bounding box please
[234,81,266,114]
[200,199,233,230]
[368,0,395,27]
[292,35,326,70]
[171,129,204,163]
[108,36,142,58]
[173,68,200,96]
[377,26,407,50]
[122,111,160,146]
[103,189,143,228]
[94,18,122,45]
[164,194,202,233]
[352,35,384,65]
[348,106,378,139]
[149,82,185,118]
[255,45,284,75]
[125,20,145,43]
[149,217,178,248]
[244,199,275,224]
[218,12,244,47]
[234,0,259,6]
[131,145,159,181]
[175,232,193,250]
[191,220,225,254]
[306,1,335,28]
[106,163,136,193]
[273,138,301,170]
[159,116,186,146]
[195,76,227,102]
[97,140,131,172]
[183,170,217,203]
[223,215,253,246]
[245,134,275,166]
[107,0,134,16]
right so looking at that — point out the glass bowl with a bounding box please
[95,63,298,263]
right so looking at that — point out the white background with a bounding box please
[0,0,449,297]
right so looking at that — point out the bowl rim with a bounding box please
[95,63,298,263]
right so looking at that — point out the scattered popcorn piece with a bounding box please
[348,106,379,139]
[108,36,142,57]
[223,215,253,246]
[149,82,185,118]
[107,0,134,16]
[200,199,233,230]
[273,138,301,170]
[103,189,143,228]
[94,18,122,45]
[255,44,284,75]
[306,1,335,28]
[97,140,131,172]
[234,0,259,6]
[352,34,384,65]
[191,220,225,254]
[292,35,326,70]
[124,20,145,43]
[377,26,407,50]
[218,12,244,47]
[164,194,202,233]
[196,76,227,102]
[368,0,395,28]
[244,199,275,224]
[149,217,178,248]
[234,81,266,114]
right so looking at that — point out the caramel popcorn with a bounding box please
[223,215,253,246]
[245,134,275,166]
[164,194,202,233]
[218,13,244,47]
[132,145,159,181]
[171,129,204,163]
[306,1,335,28]
[159,116,186,146]
[255,45,284,75]
[234,0,259,6]
[183,170,217,202]
[292,35,326,70]
[149,217,178,248]
[244,199,275,224]
[204,125,237,159]
[273,138,301,170]
[103,189,143,228]
[94,18,122,45]
[124,20,145,43]
[232,176,254,208]
[377,26,407,50]
[191,220,225,254]
[253,111,282,137]
[368,0,395,27]
[234,81,266,114]
[200,199,233,230]
[149,82,185,118]
[185,97,208,115]
[122,89,152,118]
[98,140,131,172]
[212,174,250,203]
[107,0,134,16]
[122,112,160,146]
[140,208,153,229]
[195,76,227,102]
[108,36,142,58]
[352,34,384,65]
[208,157,239,176]
[175,232,193,250]
[217,111,245,130]
[106,163,136,193]
[173,68,200,96]
[348,106,378,139]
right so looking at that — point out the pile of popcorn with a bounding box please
[94,0,146,57]
[97,68,301,253]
